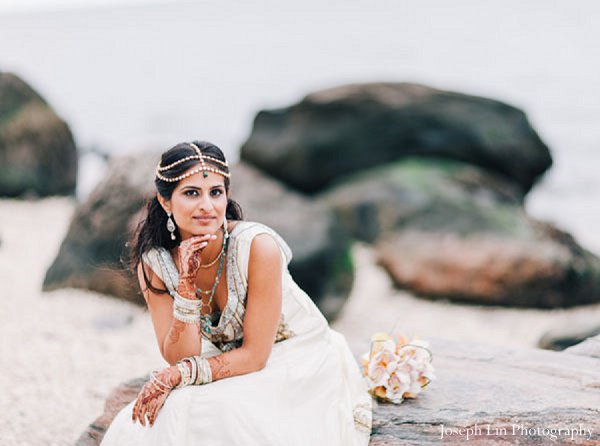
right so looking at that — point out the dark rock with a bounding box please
[230,162,353,320]
[44,155,353,319]
[75,377,146,446]
[77,338,600,445]
[42,153,158,303]
[241,82,551,194]
[320,158,600,307]
[0,72,77,197]
[540,323,600,351]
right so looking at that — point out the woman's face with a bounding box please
[160,167,228,240]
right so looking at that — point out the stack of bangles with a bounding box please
[175,356,213,388]
[149,354,212,393]
[166,291,213,389]
[171,291,202,323]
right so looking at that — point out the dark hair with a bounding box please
[128,140,243,294]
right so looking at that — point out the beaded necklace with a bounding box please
[196,228,229,333]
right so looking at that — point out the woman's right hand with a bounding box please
[132,366,181,427]
[177,234,216,297]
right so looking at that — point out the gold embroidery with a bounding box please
[274,314,296,343]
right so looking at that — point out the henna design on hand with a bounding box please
[132,367,179,427]
[177,235,215,280]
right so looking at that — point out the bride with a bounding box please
[100,141,372,445]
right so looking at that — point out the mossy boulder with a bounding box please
[319,158,600,307]
[319,157,525,242]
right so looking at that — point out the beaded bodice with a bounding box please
[142,221,295,352]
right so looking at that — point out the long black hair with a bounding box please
[129,140,243,294]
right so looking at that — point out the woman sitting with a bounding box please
[101,141,372,446]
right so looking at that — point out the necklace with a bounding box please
[195,228,229,333]
[199,237,226,268]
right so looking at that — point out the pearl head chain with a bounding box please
[155,142,230,182]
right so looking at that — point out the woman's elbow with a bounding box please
[161,345,187,366]
[250,349,272,372]
[253,358,267,372]
[162,350,177,367]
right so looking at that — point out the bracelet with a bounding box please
[176,360,192,388]
[171,356,214,388]
[193,356,203,385]
[173,306,200,324]
[193,356,213,385]
[150,370,172,393]
[185,357,198,385]
[171,291,202,324]
[203,357,213,384]
[171,291,202,309]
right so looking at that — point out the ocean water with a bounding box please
[1,0,599,252]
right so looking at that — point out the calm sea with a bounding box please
[1,0,599,252]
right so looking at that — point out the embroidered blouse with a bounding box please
[141,221,295,352]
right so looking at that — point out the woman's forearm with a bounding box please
[163,281,203,365]
[207,347,265,381]
[167,346,264,388]
[162,319,202,366]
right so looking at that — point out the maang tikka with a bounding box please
[166,211,177,240]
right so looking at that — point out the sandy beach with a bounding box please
[2,197,600,446]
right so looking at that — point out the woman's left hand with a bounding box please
[132,366,180,427]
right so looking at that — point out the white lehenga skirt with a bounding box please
[100,324,372,446]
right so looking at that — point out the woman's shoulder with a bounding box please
[229,220,278,237]
[228,220,293,265]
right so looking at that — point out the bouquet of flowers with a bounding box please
[361,332,435,404]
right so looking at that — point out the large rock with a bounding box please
[42,153,157,303]
[230,162,353,320]
[43,155,353,319]
[76,338,600,445]
[319,157,525,243]
[376,228,600,308]
[241,82,552,194]
[0,72,77,197]
[369,338,600,445]
[320,158,600,307]
[75,377,146,446]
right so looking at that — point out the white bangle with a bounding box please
[150,371,171,393]
[171,291,202,309]
[185,357,198,385]
[173,307,200,324]
[204,359,213,384]
[176,360,191,388]
[196,357,212,384]
[193,356,203,385]
[172,291,202,323]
